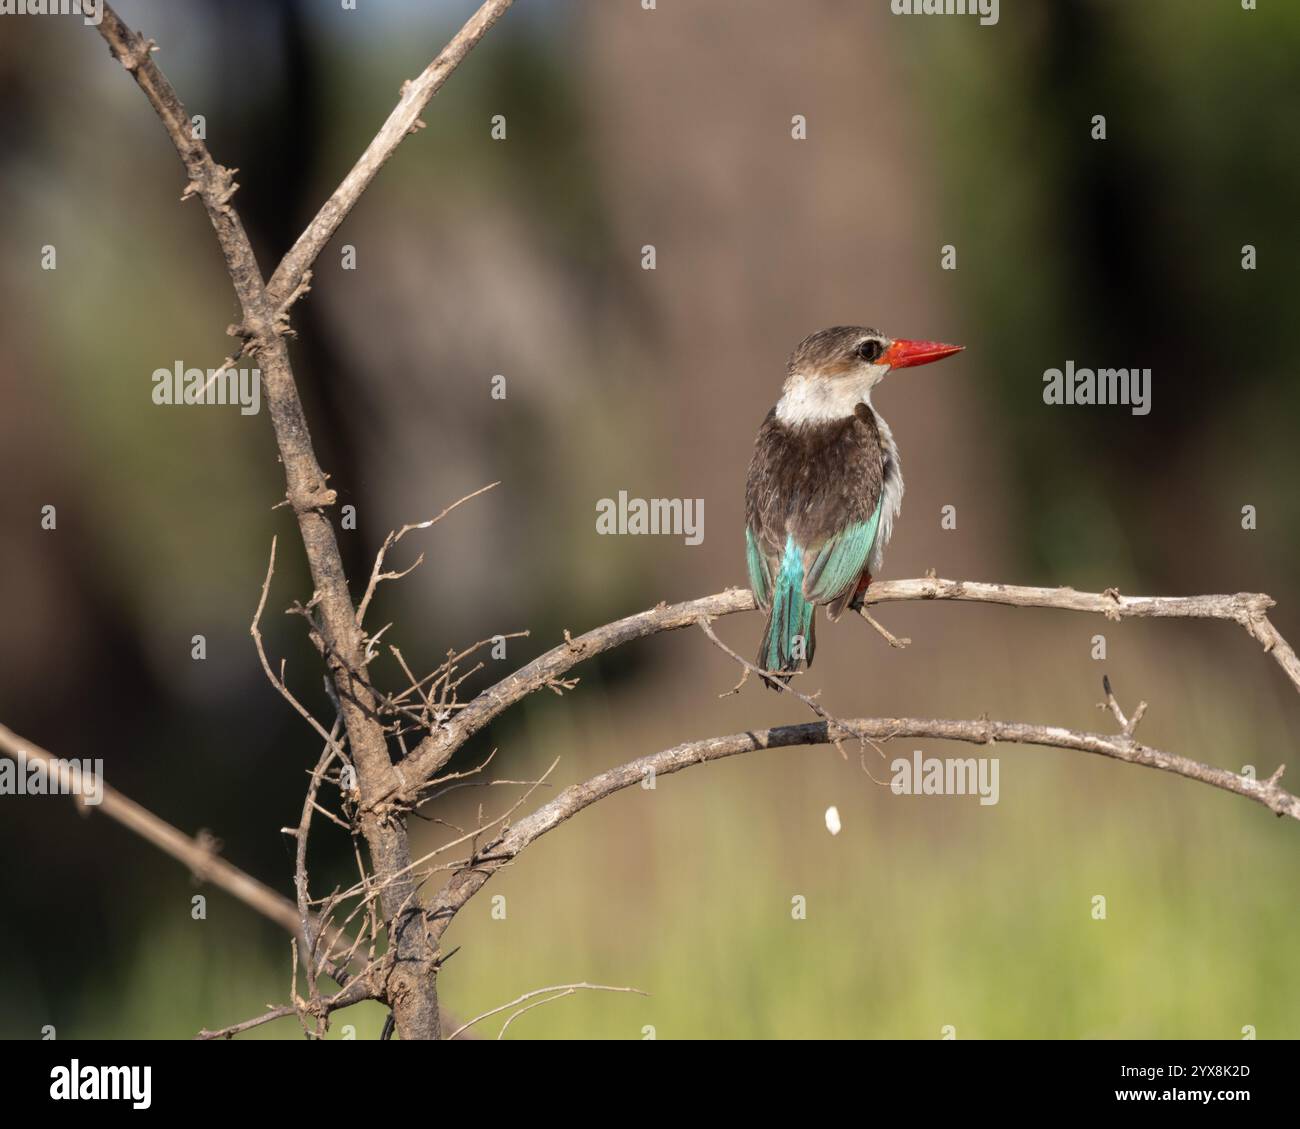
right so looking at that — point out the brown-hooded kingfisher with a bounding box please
[744,326,963,685]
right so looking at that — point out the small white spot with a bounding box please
[824,805,842,836]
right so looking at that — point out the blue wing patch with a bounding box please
[802,497,883,605]
[745,526,772,609]
[765,536,815,673]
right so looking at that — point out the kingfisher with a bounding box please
[744,326,963,685]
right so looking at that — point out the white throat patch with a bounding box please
[774,369,885,425]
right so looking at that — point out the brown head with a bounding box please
[776,325,963,424]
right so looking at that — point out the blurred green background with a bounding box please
[1,0,1298,1039]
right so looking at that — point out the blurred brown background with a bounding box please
[1,0,1298,1038]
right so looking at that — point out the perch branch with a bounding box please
[389,578,1300,807]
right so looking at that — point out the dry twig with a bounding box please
[445,982,647,1041]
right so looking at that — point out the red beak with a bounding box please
[881,338,964,369]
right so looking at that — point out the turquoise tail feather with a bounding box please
[758,536,815,684]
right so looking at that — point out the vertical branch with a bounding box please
[91,2,479,1039]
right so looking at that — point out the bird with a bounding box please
[744,326,963,686]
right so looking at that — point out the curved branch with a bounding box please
[389,578,1300,806]
[445,982,647,1041]
[425,712,1300,940]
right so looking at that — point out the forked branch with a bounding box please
[90,0,522,1042]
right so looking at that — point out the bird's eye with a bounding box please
[856,339,884,363]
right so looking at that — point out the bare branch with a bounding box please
[389,578,1300,807]
[857,605,911,648]
[265,0,517,315]
[0,723,356,982]
[426,710,1300,940]
[446,982,647,1041]
[89,0,521,1040]
[195,975,377,1041]
[357,481,499,626]
[1101,674,1148,739]
[698,616,859,759]
[292,727,343,1015]
[196,1004,298,1041]
[251,537,348,754]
